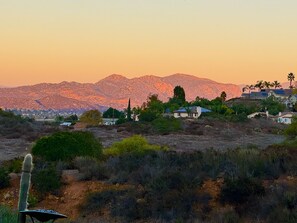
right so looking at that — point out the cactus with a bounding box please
[18,154,33,223]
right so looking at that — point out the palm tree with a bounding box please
[263,81,272,89]
[242,85,249,93]
[248,85,255,92]
[272,81,281,89]
[255,80,264,91]
[288,72,295,89]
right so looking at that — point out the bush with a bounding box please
[104,135,167,157]
[152,117,181,134]
[81,189,127,215]
[73,157,106,180]
[79,110,102,126]
[32,131,103,161]
[32,167,61,197]
[139,110,158,122]
[220,177,265,205]
[284,117,297,139]
[0,168,10,189]
[2,158,23,173]
[0,205,18,223]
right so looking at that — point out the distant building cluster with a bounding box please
[5,108,85,122]
[241,88,297,124]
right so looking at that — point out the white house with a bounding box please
[102,118,118,125]
[173,106,211,119]
[60,122,72,127]
[277,112,297,124]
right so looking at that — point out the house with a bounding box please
[249,91,268,100]
[242,89,292,101]
[247,112,269,119]
[277,112,297,124]
[287,95,297,108]
[102,118,118,125]
[60,122,72,127]
[173,106,211,119]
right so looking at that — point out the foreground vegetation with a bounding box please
[1,128,297,222]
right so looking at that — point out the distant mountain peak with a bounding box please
[101,74,128,81]
[0,73,242,110]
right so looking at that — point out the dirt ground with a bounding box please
[0,137,31,164]
[0,118,286,164]
[89,118,286,151]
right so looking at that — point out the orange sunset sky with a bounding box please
[0,0,297,87]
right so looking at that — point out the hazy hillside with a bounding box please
[0,74,242,110]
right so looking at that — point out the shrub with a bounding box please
[104,135,167,157]
[28,194,39,208]
[79,110,102,126]
[81,189,127,215]
[152,117,181,134]
[284,117,297,139]
[2,158,23,173]
[268,207,297,223]
[32,131,103,161]
[220,177,265,205]
[73,157,106,180]
[32,167,61,197]
[0,205,18,223]
[0,168,10,189]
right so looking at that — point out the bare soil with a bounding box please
[89,118,286,151]
[0,118,286,164]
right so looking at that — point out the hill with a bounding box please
[0,74,241,110]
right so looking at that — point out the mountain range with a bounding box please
[0,74,242,110]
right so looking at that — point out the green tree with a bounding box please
[103,107,123,119]
[272,81,282,89]
[254,80,264,90]
[64,114,78,124]
[55,115,64,123]
[263,81,272,89]
[80,110,102,126]
[173,86,186,105]
[261,97,285,115]
[127,99,132,121]
[139,94,164,122]
[220,91,227,102]
[288,72,295,89]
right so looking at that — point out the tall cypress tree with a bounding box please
[127,98,132,121]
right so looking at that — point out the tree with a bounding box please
[80,110,102,126]
[64,114,78,124]
[248,85,255,92]
[139,94,164,122]
[272,81,281,89]
[126,99,132,121]
[103,107,123,119]
[173,86,186,105]
[288,73,295,89]
[220,91,227,102]
[254,80,264,90]
[263,81,272,89]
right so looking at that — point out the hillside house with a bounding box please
[173,106,211,119]
[277,112,297,124]
[287,95,297,108]
[242,89,292,102]
[102,118,118,125]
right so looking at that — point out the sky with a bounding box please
[0,0,297,86]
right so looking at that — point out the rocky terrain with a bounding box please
[0,73,242,110]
